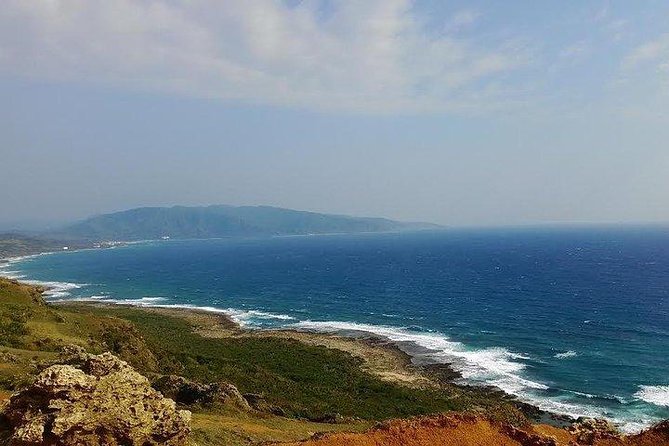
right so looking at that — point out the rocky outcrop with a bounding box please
[623,420,669,445]
[57,344,90,364]
[567,418,620,444]
[243,392,286,416]
[2,352,190,446]
[0,351,19,363]
[502,424,558,446]
[153,374,250,410]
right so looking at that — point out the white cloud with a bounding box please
[0,0,528,113]
[623,33,669,69]
[620,33,669,98]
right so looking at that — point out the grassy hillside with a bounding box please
[0,234,86,259]
[0,279,157,389]
[51,205,439,241]
[67,304,528,422]
[0,278,528,445]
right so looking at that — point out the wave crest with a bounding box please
[289,320,548,394]
[23,280,87,299]
[634,385,669,407]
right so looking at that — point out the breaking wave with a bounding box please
[634,386,669,407]
[285,319,658,431]
[2,249,665,434]
[53,295,296,326]
[23,280,88,299]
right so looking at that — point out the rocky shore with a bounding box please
[72,302,563,424]
[2,278,669,445]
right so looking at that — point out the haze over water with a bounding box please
[2,227,668,432]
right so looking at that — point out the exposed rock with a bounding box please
[646,419,669,436]
[626,420,669,445]
[243,392,286,416]
[502,423,558,446]
[311,413,347,424]
[153,374,250,410]
[277,413,565,446]
[2,352,190,446]
[58,344,89,363]
[568,418,620,444]
[310,412,361,424]
[0,351,19,363]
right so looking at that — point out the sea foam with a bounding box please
[554,350,578,359]
[634,385,669,407]
[290,320,543,392]
[22,280,88,299]
[287,319,637,425]
[51,296,296,327]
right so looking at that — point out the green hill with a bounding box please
[0,233,88,259]
[52,205,439,241]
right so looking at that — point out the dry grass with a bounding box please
[189,410,371,446]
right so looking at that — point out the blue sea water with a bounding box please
[2,227,669,431]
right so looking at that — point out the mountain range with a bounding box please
[49,205,440,241]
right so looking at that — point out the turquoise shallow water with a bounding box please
[2,227,668,431]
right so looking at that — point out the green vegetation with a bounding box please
[0,234,84,259]
[0,279,157,388]
[63,305,474,420]
[0,278,528,445]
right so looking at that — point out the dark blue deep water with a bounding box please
[2,228,669,431]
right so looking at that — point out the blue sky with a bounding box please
[1,1,668,226]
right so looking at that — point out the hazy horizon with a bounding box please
[2,1,668,227]
[2,202,669,234]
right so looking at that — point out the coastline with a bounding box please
[9,277,669,446]
[0,242,592,430]
[53,299,562,427]
[58,302,440,390]
[0,260,476,395]
[2,239,660,433]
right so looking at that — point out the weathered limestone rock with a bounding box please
[243,392,286,416]
[153,374,250,410]
[2,352,190,446]
[568,418,620,444]
[58,344,89,363]
[0,351,19,363]
[502,423,558,446]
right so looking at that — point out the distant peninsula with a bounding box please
[48,205,441,242]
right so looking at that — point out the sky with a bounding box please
[1,0,669,228]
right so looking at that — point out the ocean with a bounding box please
[1,227,668,432]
